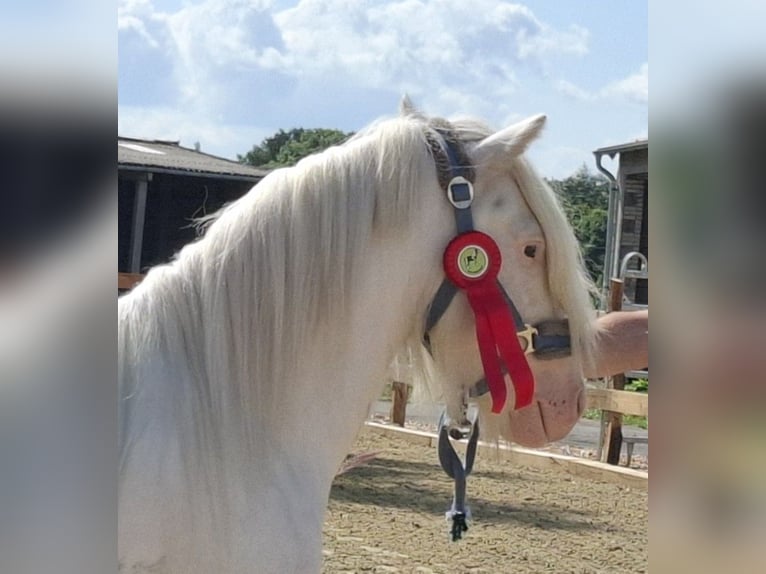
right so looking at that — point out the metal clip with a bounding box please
[517,323,538,355]
[447,393,472,439]
[446,176,474,209]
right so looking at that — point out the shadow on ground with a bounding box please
[330,456,600,533]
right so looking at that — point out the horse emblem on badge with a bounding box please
[457,245,488,278]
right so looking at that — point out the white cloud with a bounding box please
[529,144,593,180]
[119,0,591,121]
[160,0,286,110]
[602,62,648,104]
[556,62,648,104]
[118,0,162,47]
[272,0,588,89]
[555,79,593,101]
[632,127,649,141]
[118,0,647,174]
[516,22,589,60]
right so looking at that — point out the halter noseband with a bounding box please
[422,124,572,414]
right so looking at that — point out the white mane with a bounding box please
[119,115,436,466]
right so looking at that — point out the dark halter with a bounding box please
[423,121,573,542]
[422,124,572,400]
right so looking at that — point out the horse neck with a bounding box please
[276,222,447,474]
[118,175,452,572]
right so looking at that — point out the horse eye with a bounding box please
[524,245,537,259]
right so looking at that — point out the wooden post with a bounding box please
[390,381,410,427]
[600,278,625,465]
[118,273,145,290]
[130,174,150,273]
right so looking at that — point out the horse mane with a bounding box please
[118,114,437,463]
[118,110,597,468]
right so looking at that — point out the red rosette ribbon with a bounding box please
[443,231,535,413]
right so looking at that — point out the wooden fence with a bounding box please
[595,278,648,466]
[118,273,144,290]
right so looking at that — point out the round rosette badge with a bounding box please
[457,245,489,278]
[444,231,502,288]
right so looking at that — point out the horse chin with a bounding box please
[501,375,586,448]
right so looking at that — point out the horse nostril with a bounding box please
[524,245,537,258]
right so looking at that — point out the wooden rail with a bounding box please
[365,422,647,490]
[587,388,647,417]
[118,273,144,290]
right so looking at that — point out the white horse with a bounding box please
[118,102,597,573]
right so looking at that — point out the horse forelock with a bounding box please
[509,157,599,366]
[452,118,597,360]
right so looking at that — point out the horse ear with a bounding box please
[472,114,547,163]
[399,94,417,116]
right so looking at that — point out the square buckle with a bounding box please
[517,324,538,355]
[447,176,474,209]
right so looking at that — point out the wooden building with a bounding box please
[593,140,648,306]
[118,138,268,281]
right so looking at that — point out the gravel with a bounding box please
[323,427,648,573]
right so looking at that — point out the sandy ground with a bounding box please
[322,428,647,573]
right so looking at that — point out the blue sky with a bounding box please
[118,0,647,179]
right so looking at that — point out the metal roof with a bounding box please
[593,139,648,157]
[118,137,268,181]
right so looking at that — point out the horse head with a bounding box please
[399,104,597,448]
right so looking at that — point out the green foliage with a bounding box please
[624,378,649,393]
[239,128,353,168]
[547,165,610,285]
[582,409,648,430]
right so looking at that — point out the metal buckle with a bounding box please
[447,176,474,209]
[517,324,538,355]
[445,396,475,439]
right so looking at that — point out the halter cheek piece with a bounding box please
[422,126,573,412]
[423,124,572,541]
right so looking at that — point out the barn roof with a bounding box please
[118,137,268,182]
[593,139,648,157]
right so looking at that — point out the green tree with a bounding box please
[239,128,353,168]
[547,165,610,285]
